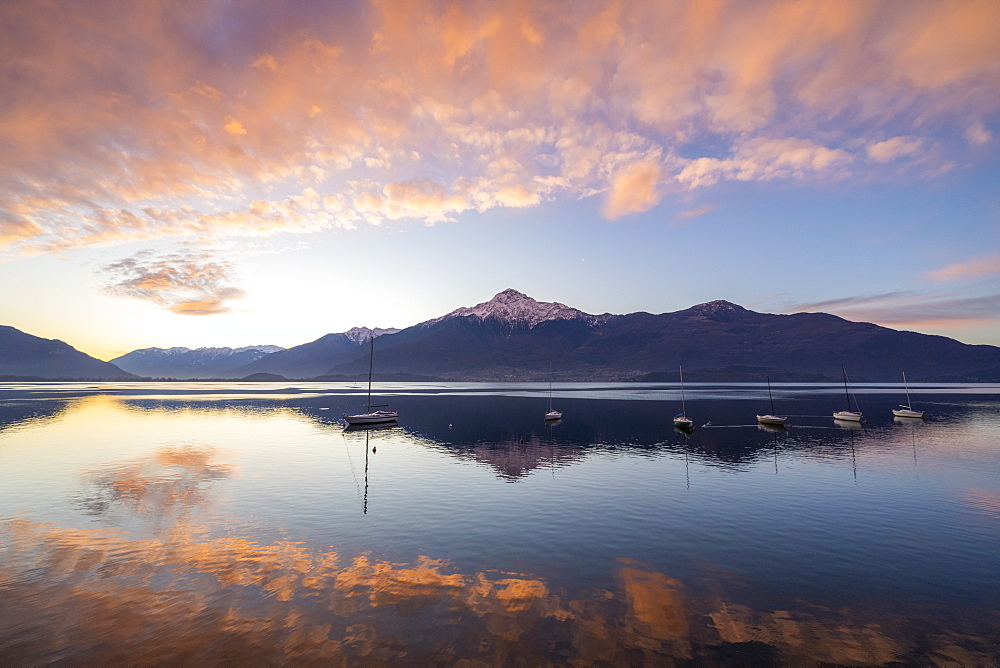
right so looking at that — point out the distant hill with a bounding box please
[239,372,288,381]
[318,289,1000,382]
[0,325,135,380]
[111,345,284,379]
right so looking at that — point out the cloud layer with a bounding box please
[102,250,246,315]
[1,0,998,255]
[784,291,1000,329]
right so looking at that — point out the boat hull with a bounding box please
[544,411,562,420]
[833,411,863,422]
[756,414,787,426]
[892,408,924,419]
[673,417,694,429]
[343,411,398,425]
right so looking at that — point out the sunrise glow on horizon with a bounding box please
[1,0,998,360]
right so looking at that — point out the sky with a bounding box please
[1,0,998,361]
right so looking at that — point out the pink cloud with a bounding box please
[965,122,992,146]
[866,136,924,163]
[679,205,717,219]
[926,254,1000,281]
[676,138,853,189]
[784,292,1000,326]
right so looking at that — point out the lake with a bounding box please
[1,381,998,665]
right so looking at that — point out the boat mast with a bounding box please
[679,365,686,415]
[903,371,912,408]
[841,364,851,412]
[547,364,553,412]
[366,336,374,412]
[766,376,775,414]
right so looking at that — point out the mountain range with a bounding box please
[110,345,286,379]
[3,289,999,381]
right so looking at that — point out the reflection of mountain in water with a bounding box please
[102,392,931,473]
[13,386,986,478]
[453,433,583,481]
[0,398,73,434]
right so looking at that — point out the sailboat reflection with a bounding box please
[342,427,386,514]
[363,432,370,514]
[674,425,693,489]
[757,422,786,474]
[343,422,397,433]
[756,421,788,433]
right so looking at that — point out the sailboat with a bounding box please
[833,364,863,422]
[673,365,694,429]
[343,336,398,426]
[756,376,787,426]
[544,366,562,420]
[892,371,924,419]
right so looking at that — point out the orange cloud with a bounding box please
[224,116,248,135]
[102,249,247,315]
[602,162,662,219]
[169,298,238,316]
[0,0,997,256]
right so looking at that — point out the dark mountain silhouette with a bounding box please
[12,290,999,382]
[231,327,397,379]
[316,290,1000,382]
[0,325,135,380]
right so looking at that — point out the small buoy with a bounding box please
[372,446,376,454]
[448,423,453,428]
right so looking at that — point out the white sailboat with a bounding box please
[892,371,925,419]
[544,366,562,420]
[833,364,863,422]
[756,376,787,426]
[343,336,398,426]
[673,365,694,429]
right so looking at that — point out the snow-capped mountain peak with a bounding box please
[424,288,607,328]
[125,345,283,358]
[687,300,747,315]
[232,345,285,355]
[341,327,400,344]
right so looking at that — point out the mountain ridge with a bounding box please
[0,325,135,380]
[317,291,1000,382]
[4,291,999,382]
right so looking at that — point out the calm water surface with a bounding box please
[1,381,998,665]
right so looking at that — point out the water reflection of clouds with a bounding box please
[0,519,992,665]
[74,444,234,530]
[959,488,1000,518]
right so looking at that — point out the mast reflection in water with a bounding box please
[0,381,998,665]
